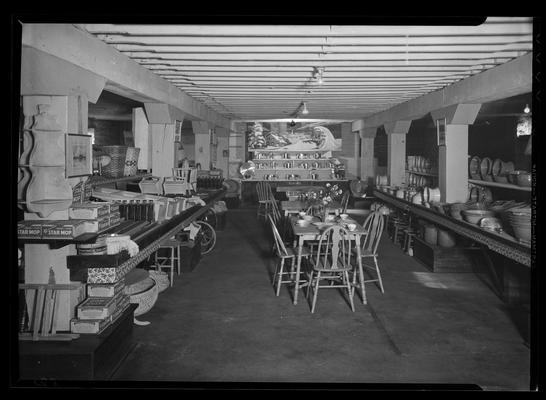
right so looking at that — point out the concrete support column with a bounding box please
[192,121,212,170]
[133,107,151,171]
[228,122,246,178]
[359,126,377,185]
[21,94,88,331]
[215,127,229,176]
[438,125,470,202]
[384,120,411,186]
[431,103,481,203]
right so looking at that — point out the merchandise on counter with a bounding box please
[81,215,111,233]
[70,315,112,334]
[69,202,111,220]
[109,211,121,227]
[17,221,43,239]
[87,267,128,284]
[87,279,126,298]
[42,220,88,239]
[76,292,122,320]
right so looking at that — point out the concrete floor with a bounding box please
[112,207,531,390]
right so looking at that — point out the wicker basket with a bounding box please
[100,146,128,178]
[148,270,169,293]
[124,147,141,177]
[125,277,158,317]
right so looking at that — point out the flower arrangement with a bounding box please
[302,183,344,218]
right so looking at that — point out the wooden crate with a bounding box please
[413,236,477,272]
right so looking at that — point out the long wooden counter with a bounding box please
[241,179,348,203]
[373,189,532,267]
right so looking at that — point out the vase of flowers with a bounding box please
[303,183,344,220]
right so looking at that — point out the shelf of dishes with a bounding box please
[252,160,335,169]
[373,189,531,266]
[468,156,531,189]
[406,156,437,174]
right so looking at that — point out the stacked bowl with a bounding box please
[505,208,531,242]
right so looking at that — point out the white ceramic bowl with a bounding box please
[347,223,357,231]
[297,219,310,227]
[303,215,313,222]
[339,213,349,220]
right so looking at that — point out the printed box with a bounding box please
[17,221,43,239]
[69,202,110,220]
[87,267,127,284]
[70,316,112,334]
[76,294,121,320]
[87,279,125,298]
[41,220,88,239]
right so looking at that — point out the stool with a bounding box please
[402,227,418,254]
[153,238,181,287]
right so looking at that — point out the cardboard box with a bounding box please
[42,220,88,239]
[87,267,127,284]
[17,221,43,239]
[70,316,112,334]
[81,215,110,233]
[109,211,121,227]
[69,202,111,220]
[87,279,126,298]
[77,294,121,320]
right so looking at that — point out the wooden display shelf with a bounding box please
[406,170,438,177]
[255,168,332,170]
[468,179,531,192]
[248,149,330,153]
[253,158,329,161]
[86,173,153,187]
[18,304,138,380]
[373,189,531,267]
[18,223,123,249]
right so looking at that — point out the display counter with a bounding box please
[373,189,531,267]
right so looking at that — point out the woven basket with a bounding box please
[148,270,170,293]
[100,146,128,178]
[125,277,159,317]
[124,147,141,177]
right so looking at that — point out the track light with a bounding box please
[312,67,324,85]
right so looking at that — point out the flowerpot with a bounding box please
[424,225,438,245]
[461,209,495,225]
[437,229,456,247]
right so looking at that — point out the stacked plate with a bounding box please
[505,208,531,242]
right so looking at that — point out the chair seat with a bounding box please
[352,247,378,257]
[312,265,352,272]
[277,246,311,258]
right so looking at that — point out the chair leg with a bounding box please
[344,271,355,312]
[311,271,321,313]
[374,256,384,293]
[276,258,285,296]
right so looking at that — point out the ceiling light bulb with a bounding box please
[524,104,530,114]
[317,75,323,85]
[301,102,309,115]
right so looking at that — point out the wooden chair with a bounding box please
[256,181,275,220]
[268,214,310,296]
[351,211,385,295]
[340,190,350,214]
[307,225,355,313]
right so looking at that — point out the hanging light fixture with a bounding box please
[312,67,324,85]
[523,104,531,114]
[301,101,309,115]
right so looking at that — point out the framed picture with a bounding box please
[65,134,92,177]
[175,120,182,142]
[437,118,446,146]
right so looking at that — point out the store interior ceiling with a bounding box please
[78,18,532,122]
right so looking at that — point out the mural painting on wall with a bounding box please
[247,122,342,151]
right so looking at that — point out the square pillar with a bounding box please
[359,127,377,184]
[192,121,211,170]
[150,123,176,177]
[384,120,411,187]
[439,124,469,202]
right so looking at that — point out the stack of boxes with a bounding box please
[17,201,121,240]
[70,277,130,334]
